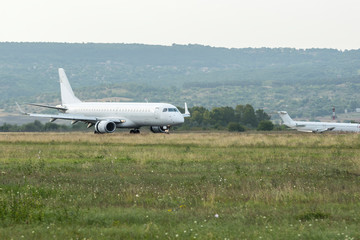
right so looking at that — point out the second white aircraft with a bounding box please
[19,68,190,134]
[278,111,360,133]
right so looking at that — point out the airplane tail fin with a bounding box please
[182,103,191,117]
[278,111,295,125]
[59,68,82,105]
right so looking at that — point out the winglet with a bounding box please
[16,102,29,115]
[182,103,191,117]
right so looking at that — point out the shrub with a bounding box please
[257,120,274,131]
[227,122,245,132]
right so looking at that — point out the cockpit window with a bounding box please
[163,108,168,112]
[168,108,178,112]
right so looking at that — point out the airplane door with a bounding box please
[154,107,160,119]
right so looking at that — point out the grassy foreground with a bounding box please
[0,132,360,239]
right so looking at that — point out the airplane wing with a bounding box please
[27,113,98,123]
[312,127,335,133]
[26,113,127,124]
[27,103,68,111]
[16,102,125,124]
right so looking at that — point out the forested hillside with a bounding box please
[1,42,360,118]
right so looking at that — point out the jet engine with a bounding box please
[95,121,116,133]
[150,126,169,133]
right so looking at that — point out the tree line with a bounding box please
[0,104,278,132]
[0,120,90,132]
[178,104,275,131]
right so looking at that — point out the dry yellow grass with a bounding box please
[1,131,359,148]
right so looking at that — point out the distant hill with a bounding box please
[1,42,360,118]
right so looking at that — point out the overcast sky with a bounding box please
[1,0,359,49]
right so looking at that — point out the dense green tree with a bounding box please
[22,120,43,132]
[210,106,236,126]
[235,105,245,123]
[255,109,270,122]
[44,122,60,131]
[0,123,17,132]
[257,120,274,131]
[242,104,258,127]
[227,122,245,132]
[191,106,210,125]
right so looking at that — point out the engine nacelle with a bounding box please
[95,121,116,133]
[150,126,169,133]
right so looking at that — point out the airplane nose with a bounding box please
[174,114,184,125]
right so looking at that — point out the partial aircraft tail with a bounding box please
[278,111,295,125]
[182,103,191,117]
[59,68,82,105]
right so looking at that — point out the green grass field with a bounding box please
[1,132,360,239]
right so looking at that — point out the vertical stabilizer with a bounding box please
[59,68,82,105]
[182,102,190,117]
[278,111,295,125]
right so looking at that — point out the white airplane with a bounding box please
[278,111,360,133]
[17,68,190,134]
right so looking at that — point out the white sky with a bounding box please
[0,0,359,49]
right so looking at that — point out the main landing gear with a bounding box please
[130,129,140,134]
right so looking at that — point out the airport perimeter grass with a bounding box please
[1,132,360,239]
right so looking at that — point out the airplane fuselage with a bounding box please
[65,102,184,128]
[278,111,360,133]
[289,121,360,133]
